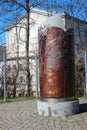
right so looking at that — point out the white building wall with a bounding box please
[64,15,87,96]
[5,9,87,96]
[64,15,87,54]
[6,9,47,58]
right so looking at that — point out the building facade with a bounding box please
[5,9,87,97]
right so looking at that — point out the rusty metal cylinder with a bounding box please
[38,26,75,98]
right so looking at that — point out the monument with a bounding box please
[37,14,79,117]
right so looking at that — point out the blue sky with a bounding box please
[0,0,87,45]
[0,0,25,45]
[0,33,6,45]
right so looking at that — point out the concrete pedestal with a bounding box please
[37,98,79,117]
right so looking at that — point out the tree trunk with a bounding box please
[26,0,31,96]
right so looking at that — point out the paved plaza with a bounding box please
[0,99,87,130]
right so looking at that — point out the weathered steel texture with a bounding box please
[38,27,75,98]
[38,27,47,96]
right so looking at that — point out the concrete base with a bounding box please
[37,98,79,117]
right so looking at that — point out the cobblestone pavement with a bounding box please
[0,99,87,130]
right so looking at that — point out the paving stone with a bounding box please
[0,99,87,130]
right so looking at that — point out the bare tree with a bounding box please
[0,0,87,97]
[25,0,31,96]
[0,0,48,96]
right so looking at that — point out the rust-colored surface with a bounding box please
[38,27,75,98]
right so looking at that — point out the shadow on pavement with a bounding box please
[79,103,87,113]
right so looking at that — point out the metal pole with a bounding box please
[85,51,87,96]
[3,53,7,102]
[35,53,38,98]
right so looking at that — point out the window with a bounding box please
[19,64,22,70]
[20,76,23,83]
[13,65,16,70]
[7,65,11,71]
[2,65,4,71]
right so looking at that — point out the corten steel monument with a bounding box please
[37,14,79,117]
